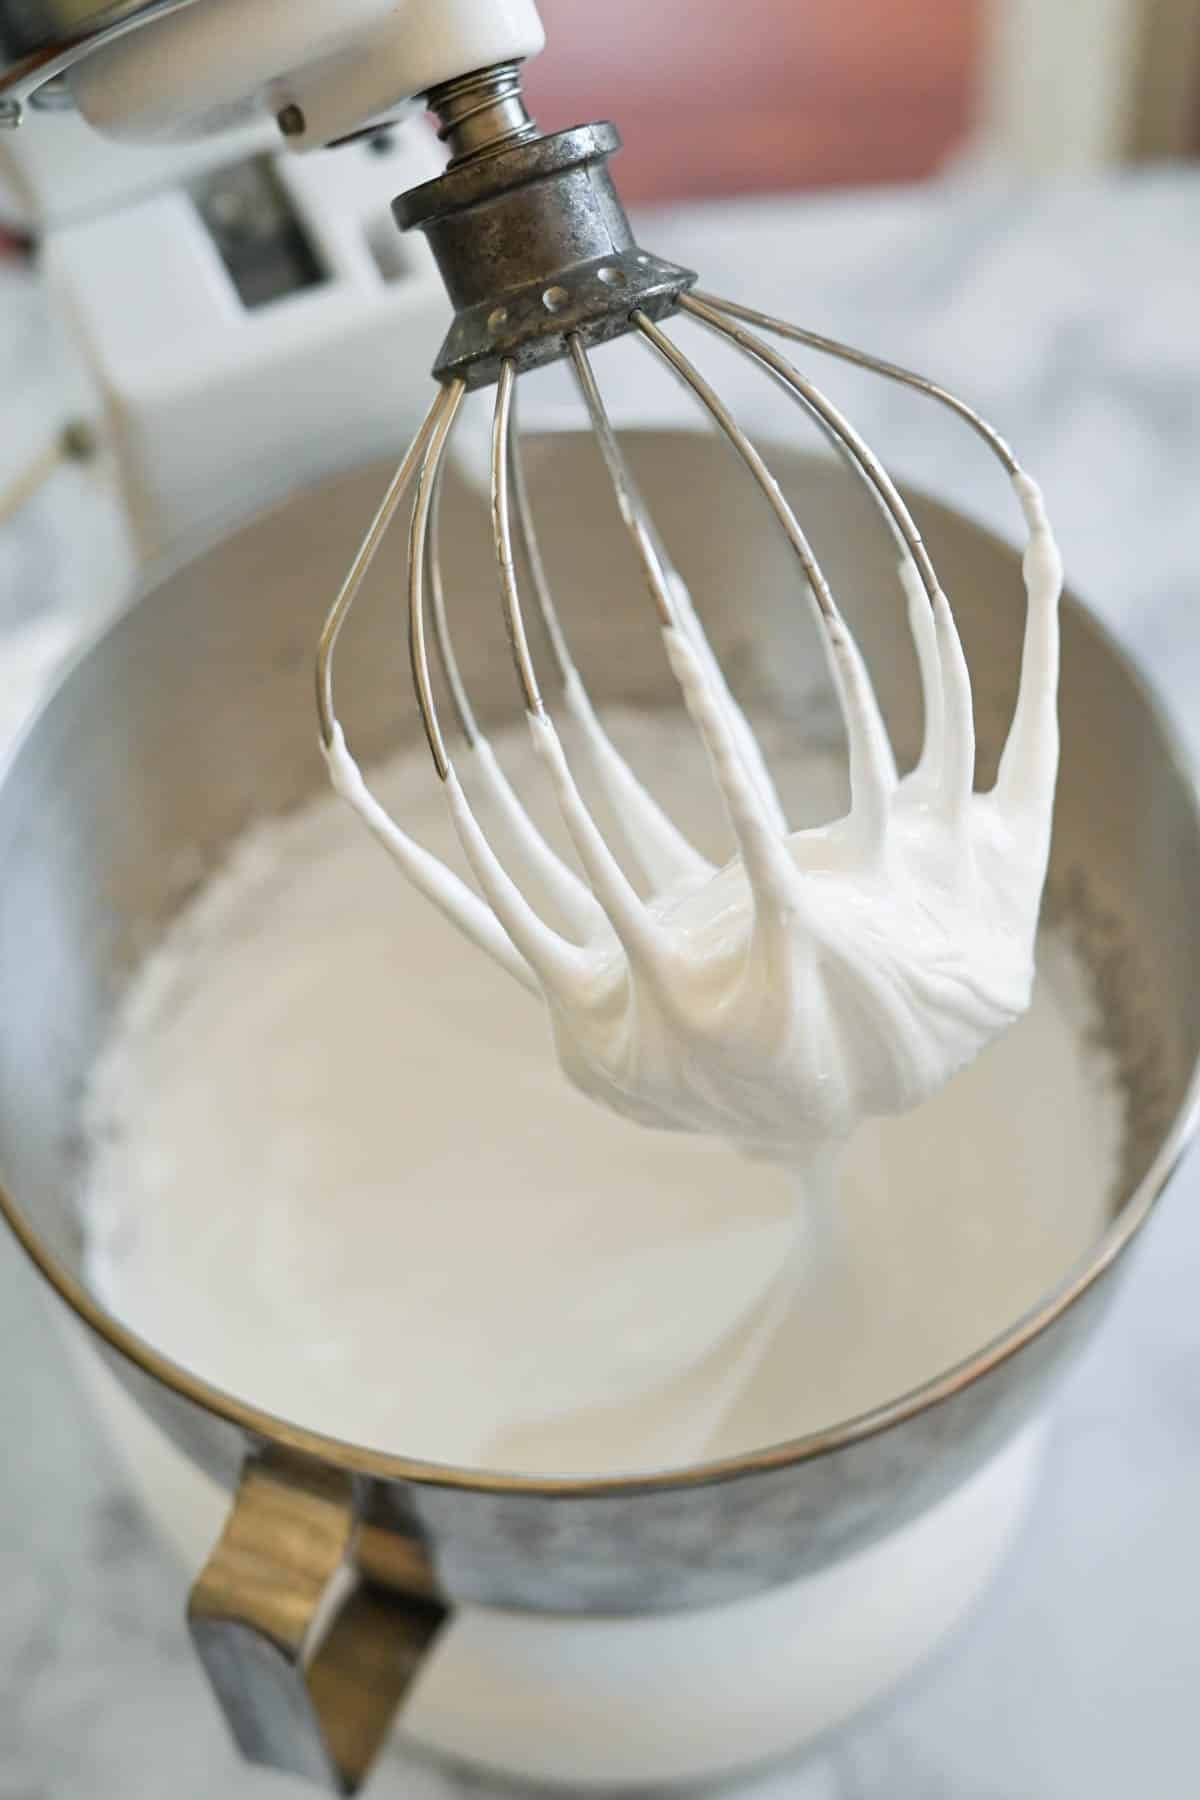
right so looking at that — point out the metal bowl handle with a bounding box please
[188,1449,445,1793]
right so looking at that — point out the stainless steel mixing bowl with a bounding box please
[2,432,1197,1791]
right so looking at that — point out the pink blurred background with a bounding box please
[524,0,983,204]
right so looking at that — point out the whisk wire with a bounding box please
[682,295,940,601]
[559,348,789,841]
[409,379,467,779]
[417,410,590,988]
[508,402,575,685]
[673,298,982,823]
[690,293,1020,478]
[317,377,539,993]
[635,311,896,849]
[680,296,1057,824]
[389,358,669,977]
[568,336,676,631]
[509,376,713,893]
[317,383,457,748]
[427,448,480,749]
[899,558,947,793]
[426,396,603,940]
[567,335,811,921]
[486,352,683,970]
[492,362,547,720]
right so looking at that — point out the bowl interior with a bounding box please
[0,430,1195,1457]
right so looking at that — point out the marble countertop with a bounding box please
[2,167,1199,1799]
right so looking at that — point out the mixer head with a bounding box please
[0,0,546,143]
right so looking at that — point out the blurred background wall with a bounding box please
[524,0,1200,204]
[526,0,982,203]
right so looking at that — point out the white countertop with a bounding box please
[2,167,1199,1798]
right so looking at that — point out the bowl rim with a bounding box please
[2,441,1199,1500]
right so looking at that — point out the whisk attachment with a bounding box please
[317,63,1064,1156]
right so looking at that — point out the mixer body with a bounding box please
[0,435,1196,1787]
[0,0,546,144]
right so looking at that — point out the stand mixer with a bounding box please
[3,5,1200,1796]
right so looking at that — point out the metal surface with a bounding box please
[189,1449,444,1793]
[395,68,696,387]
[1,430,1196,1607]
[408,377,466,776]
[427,60,539,164]
[0,0,204,125]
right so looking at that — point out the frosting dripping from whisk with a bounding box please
[325,473,1062,1161]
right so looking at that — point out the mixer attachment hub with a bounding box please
[395,110,696,387]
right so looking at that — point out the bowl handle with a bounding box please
[187,1448,445,1793]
